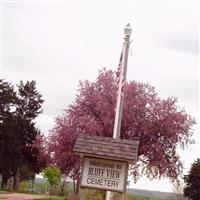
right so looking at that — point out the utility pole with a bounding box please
[105,23,132,200]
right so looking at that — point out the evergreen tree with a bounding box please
[184,159,200,200]
[0,80,17,188]
[12,81,45,190]
[0,80,46,190]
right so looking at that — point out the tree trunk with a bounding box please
[49,185,53,195]
[31,176,35,192]
[13,167,20,190]
[75,178,80,195]
[60,180,66,196]
[73,178,76,194]
[29,174,35,192]
[7,177,13,191]
[1,174,8,189]
[1,180,4,189]
[1,178,6,189]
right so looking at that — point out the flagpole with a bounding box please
[105,24,132,200]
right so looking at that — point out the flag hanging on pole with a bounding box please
[116,43,126,98]
[106,24,132,200]
[113,42,126,139]
[106,42,127,200]
[113,24,132,139]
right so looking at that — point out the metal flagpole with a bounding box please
[105,24,132,200]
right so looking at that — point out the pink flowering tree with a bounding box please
[48,69,195,192]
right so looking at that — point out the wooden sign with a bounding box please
[73,134,139,193]
[81,157,128,193]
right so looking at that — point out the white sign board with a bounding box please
[81,157,127,192]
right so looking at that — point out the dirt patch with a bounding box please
[0,193,46,200]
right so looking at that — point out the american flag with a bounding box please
[116,43,126,97]
[113,43,126,139]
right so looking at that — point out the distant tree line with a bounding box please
[0,79,46,190]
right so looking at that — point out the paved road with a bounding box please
[0,193,46,200]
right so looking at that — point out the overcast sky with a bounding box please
[1,0,199,192]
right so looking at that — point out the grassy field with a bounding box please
[0,190,12,194]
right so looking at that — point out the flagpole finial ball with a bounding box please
[124,23,132,36]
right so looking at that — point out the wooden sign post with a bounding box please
[73,134,139,199]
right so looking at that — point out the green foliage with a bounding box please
[18,180,29,192]
[0,190,12,194]
[184,158,200,200]
[127,194,161,200]
[82,189,105,200]
[35,182,48,194]
[43,167,61,186]
[0,79,45,190]
[0,80,17,188]
[20,165,35,182]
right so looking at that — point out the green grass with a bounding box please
[113,193,162,200]
[128,195,161,200]
[0,190,13,194]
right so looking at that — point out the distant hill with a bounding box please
[127,188,177,199]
